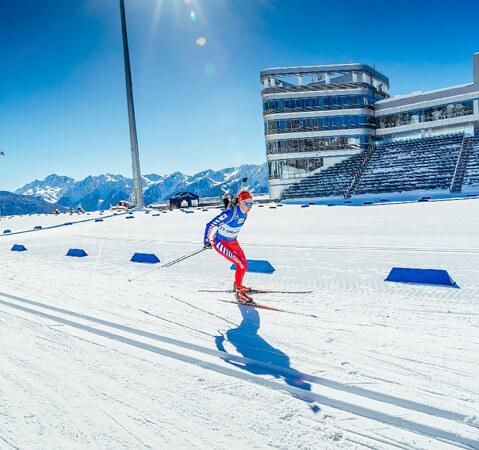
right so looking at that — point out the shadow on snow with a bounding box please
[215,304,320,413]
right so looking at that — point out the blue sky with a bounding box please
[1,0,478,192]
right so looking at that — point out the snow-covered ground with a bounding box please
[0,200,478,449]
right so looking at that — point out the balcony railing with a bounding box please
[263,104,375,117]
[262,82,387,96]
[265,123,376,136]
[266,144,363,155]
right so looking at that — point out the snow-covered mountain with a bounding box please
[55,174,133,212]
[15,164,268,211]
[143,164,267,205]
[0,191,61,216]
[16,174,76,204]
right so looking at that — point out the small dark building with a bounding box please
[169,192,200,209]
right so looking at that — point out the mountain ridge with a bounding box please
[15,163,268,211]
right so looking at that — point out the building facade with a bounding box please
[261,54,479,200]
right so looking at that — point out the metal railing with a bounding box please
[266,144,363,155]
[263,104,375,116]
[343,146,377,198]
[450,135,472,193]
[262,82,386,96]
[265,123,376,136]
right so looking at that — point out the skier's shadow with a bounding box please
[215,305,319,412]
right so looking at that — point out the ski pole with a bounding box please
[160,247,206,267]
[127,247,207,283]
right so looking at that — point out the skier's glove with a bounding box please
[203,241,212,250]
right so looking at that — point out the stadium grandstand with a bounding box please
[260,53,479,202]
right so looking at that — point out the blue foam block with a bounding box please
[66,248,88,257]
[301,204,309,208]
[11,244,27,252]
[130,253,160,264]
[126,215,134,219]
[95,218,103,222]
[230,259,275,274]
[385,267,458,287]
[3,229,11,234]
[34,225,42,230]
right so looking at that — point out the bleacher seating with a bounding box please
[279,133,479,200]
[280,152,365,199]
[463,137,479,187]
[352,134,463,195]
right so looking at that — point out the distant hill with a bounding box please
[15,164,268,211]
[0,191,59,216]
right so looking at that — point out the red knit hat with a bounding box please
[238,191,253,202]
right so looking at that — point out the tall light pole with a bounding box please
[119,0,144,207]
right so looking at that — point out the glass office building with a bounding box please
[260,64,389,199]
[261,54,479,200]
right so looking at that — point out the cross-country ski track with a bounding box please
[1,201,478,449]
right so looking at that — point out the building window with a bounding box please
[377,100,474,129]
[265,115,375,135]
[267,135,368,154]
[263,94,377,114]
[268,158,324,180]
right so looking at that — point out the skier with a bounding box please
[203,190,254,303]
[222,193,229,209]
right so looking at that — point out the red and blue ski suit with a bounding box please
[204,206,248,287]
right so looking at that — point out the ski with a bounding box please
[220,300,318,318]
[220,299,282,312]
[200,289,313,294]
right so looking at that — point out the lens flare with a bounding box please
[184,0,192,4]
[190,11,196,21]
[196,37,206,46]
[204,62,216,77]
[149,0,164,40]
